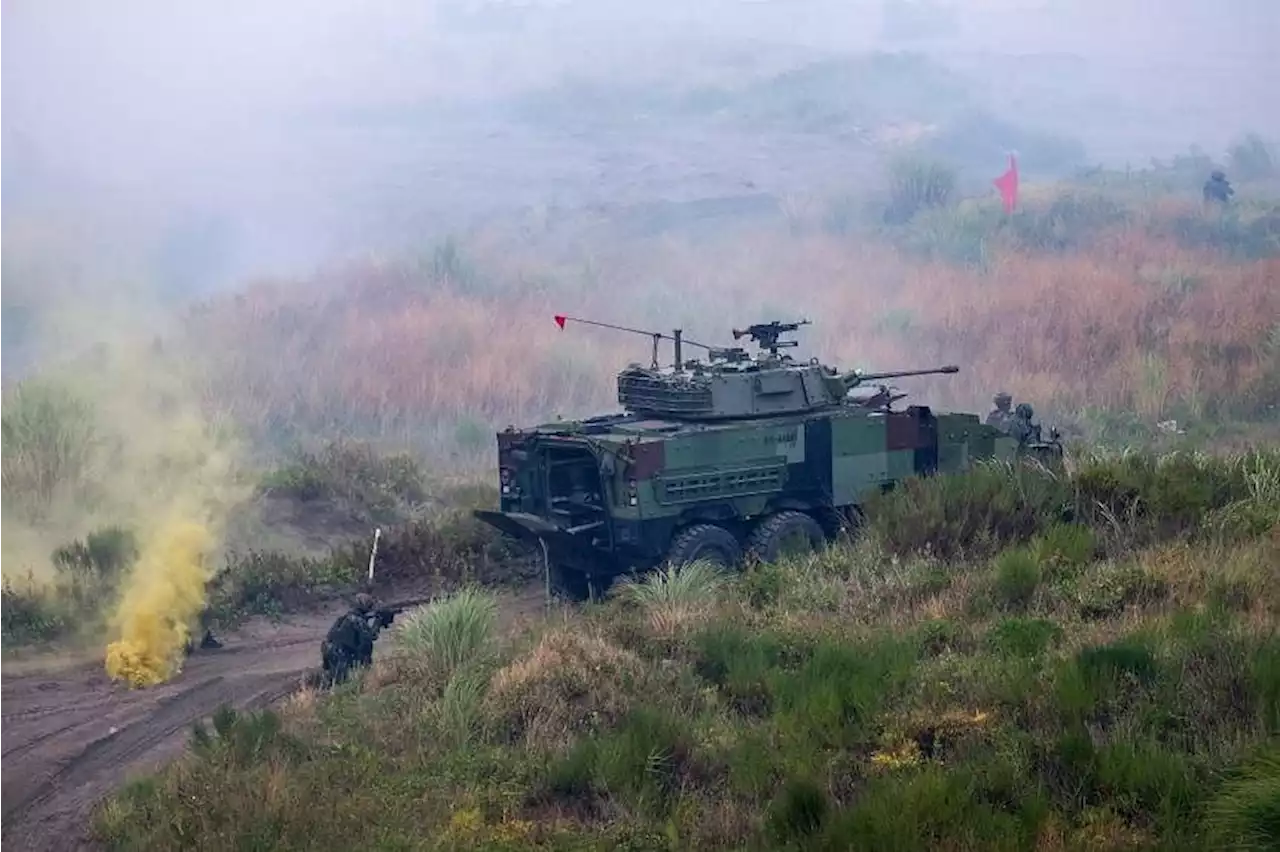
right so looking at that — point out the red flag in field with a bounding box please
[554,314,567,329]
[993,154,1019,213]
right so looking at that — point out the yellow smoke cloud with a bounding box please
[104,519,214,687]
[4,215,252,686]
[93,343,248,689]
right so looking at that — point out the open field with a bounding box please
[82,449,1280,851]
[4,28,1280,846]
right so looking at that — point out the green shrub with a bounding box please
[1076,639,1160,689]
[209,549,355,621]
[826,763,1044,851]
[259,438,428,523]
[1250,640,1280,735]
[863,451,1280,563]
[545,706,691,817]
[438,664,489,749]
[694,626,792,717]
[866,461,1069,560]
[917,618,968,658]
[1072,563,1168,620]
[1204,744,1280,851]
[370,512,533,586]
[1092,740,1204,836]
[992,549,1042,611]
[51,525,138,611]
[1056,638,1161,722]
[768,638,916,750]
[1,580,68,644]
[767,776,829,842]
[739,558,786,609]
[190,705,307,770]
[885,155,957,223]
[986,617,1063,659]
[1032,523,1097,578]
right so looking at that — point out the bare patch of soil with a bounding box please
[1,583,548,851]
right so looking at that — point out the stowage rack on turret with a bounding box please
[613,318,958,420]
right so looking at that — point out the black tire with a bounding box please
[746,510,827,563]
[665,523,742,570]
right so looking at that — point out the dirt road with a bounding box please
[1,585,548,851]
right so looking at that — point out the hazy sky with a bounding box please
[4,0,1277,285]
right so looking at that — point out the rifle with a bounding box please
[366,596,433,630]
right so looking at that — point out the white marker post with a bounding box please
[367,527,382,583]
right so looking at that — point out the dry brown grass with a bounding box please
[178,210,1279,462]
[483,627,649,752]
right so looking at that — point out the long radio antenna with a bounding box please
[553,314,719,369]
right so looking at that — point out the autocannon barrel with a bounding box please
[841,364,959,389]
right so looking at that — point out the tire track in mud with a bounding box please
[6,676,232,820]
[0,585,547,852]
[0,601,359,852]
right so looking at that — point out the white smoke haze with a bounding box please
[3,0,1277,361]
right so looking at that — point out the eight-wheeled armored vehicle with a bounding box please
[474,317,1063,600]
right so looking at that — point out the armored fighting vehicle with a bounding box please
[474,317,1062,600]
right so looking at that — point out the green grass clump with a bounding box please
[1203,744,1280,851]
[392,586,499,679]
[992,548,1042,611]
[614,558,728,634]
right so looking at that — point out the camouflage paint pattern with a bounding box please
[481,403,1034,588]
[474,320,1061,595]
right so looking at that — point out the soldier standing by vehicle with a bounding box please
[1009,402,1043,445]
[1203,170,1234,205]
[320,592,384,687]
[986,392,1014,432]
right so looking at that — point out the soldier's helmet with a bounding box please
[1211,169,1226,181]
[353,592,375,613]
[994,391,1012,408]
[1015,402,1034,419]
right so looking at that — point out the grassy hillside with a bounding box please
[4,166,1278,647]
[186,188,1279,462]
[92,449,1280,850]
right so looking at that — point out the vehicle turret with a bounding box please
[556,315,960,420]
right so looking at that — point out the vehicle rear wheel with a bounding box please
[746,510,826,563]
[665,523,742,570]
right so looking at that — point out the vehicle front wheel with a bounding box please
[746,510,826,563]
[665,523,742,570]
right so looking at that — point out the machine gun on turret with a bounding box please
[732,319,812,357]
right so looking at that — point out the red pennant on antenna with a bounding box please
[554,315,567,329]
[993,154,1019,214]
